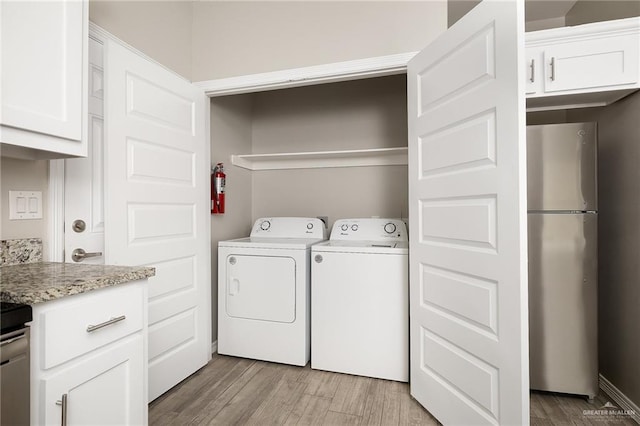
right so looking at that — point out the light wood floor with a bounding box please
[149,354,635,425]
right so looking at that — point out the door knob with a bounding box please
[72,219,86,233]
[71,248,103,262]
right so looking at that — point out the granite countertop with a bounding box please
[0,262,155,304]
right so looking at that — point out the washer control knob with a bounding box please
[341,224,349,231]
[314,254,323,263]
[307,222,314,230]
[351,224,359,231]
[384,222,397,234]
[260,220,271,231]
[229,257,236,265]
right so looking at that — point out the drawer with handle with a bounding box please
[38,284,144,369]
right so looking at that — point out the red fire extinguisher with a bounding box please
[211,163,225,214]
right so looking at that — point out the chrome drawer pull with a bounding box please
[529,59,535,83]
[86,315,126,333]
[55,394,68,426]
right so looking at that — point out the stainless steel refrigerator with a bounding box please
[527,122,598,399]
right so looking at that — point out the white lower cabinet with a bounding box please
[30,281,148,426]
[41,336,145,426]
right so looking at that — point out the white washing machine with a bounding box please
[311,218,408,381]
[218,217,327,366]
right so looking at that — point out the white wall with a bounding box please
[209,94,254,342]
[209,75,409,342]
[250,75,409,226]
[567,92,640,407]
[192,1,447,81]
[0,158,49,252]
[89,0,193,80]
[566,0,640,25]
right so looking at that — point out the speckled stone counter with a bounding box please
[1,238,43,266]
[0,262,155,304]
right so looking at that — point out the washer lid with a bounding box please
[311,240,408,254]
[219,236,325,250]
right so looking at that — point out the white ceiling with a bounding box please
[525,0,580,22]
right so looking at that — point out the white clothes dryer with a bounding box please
[218,217,327,366]
[311,218,408,381]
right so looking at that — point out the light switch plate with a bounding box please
[9,190,43,220]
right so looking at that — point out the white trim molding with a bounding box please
[89,22,190,84]
[526,16,640,47]
[193,52,417,97]
[600,374,640,424]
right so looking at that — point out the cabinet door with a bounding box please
[543,34,639,93]
[42,335,145,426]
[1,0,85,142]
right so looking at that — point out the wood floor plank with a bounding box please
[304,369,341,399]
[531,416,556,426]
[245,379,309,426]
[207,362,283,425]
[536,392,574,424]
[284,394,332,426]
[173,356,255,415]
[531,392,549,419]
[398,385,440,426]
[360,378,386,426]
[380,381,403,426]
[189,360,268,424]
[147,355,621,426]
[329,374,372,416]
[275,362,313,384]
[323,410,361,426]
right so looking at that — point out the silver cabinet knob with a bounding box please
[71,248,103,262]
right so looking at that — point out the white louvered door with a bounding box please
[104,39,211,401]
[407,1,529,425]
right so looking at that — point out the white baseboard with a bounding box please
[211,340,218,355]
[600,374,640,424]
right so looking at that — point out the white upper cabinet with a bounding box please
[526,17,640,111]
[0,0,88,158]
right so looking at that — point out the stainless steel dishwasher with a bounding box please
[1,301,33,426]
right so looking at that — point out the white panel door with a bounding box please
[408,1,529,425]
[104,39,211,401]
[65,37,105,265]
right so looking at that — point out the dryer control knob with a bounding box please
[229,257,236,265]
[351,224,359,231]
[307,222,314,230]
[341,224,349,231]
[384,222,397,234]
[260,220,271,231]
[314,254,323,263]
